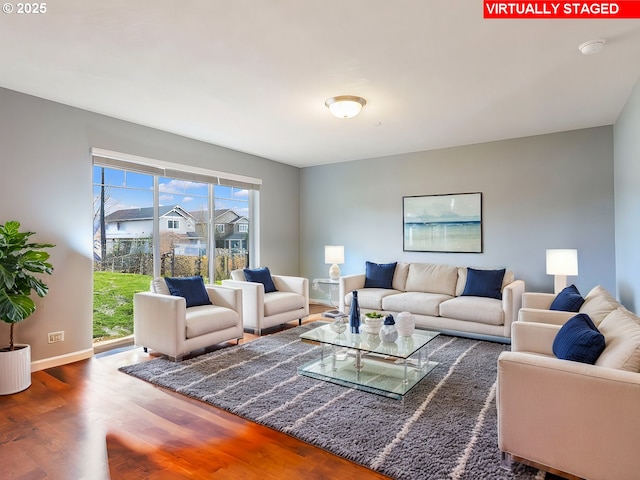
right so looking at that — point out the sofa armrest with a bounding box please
[522,292,556,309]
[205,284,242,314]
[222,279,264,326]
[518,307,575,325]
[339,273,366,313]
[133,292,186,356]
[511,320,560,356]
[501,279,525,338]
[498,352,640,479]
[271,275,309,299]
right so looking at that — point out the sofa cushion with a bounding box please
[552,313,605,364]
[461,268,505,300]
[263,291,305,317]
[405,263,458,296]
[345,289,400,311]
[595,307,640,372]
[364,261,397,289]
[164,276,212,308]
[392,262,410,291]
[455,268,514,296]
[382,292,452,316]
[244,267,278,293]
[185,305,239,338]
[579,285,620,326]
[550,284,585,312]
[439,296,505,326]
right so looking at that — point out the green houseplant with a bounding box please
[0,221,54,395]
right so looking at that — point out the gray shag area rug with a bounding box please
[119,323,544,480]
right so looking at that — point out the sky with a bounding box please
[92,166,250,218]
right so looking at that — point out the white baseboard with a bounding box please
[31,348,95,372]
[93,335,134,355]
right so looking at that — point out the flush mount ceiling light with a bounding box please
[579,39,606,55]
[325,95,367,118]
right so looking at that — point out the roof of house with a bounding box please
[105,205,194,222]
[105,205,246,224]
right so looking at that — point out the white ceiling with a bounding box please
[1,1,639,168]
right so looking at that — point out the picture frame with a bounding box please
[403,192,482,253]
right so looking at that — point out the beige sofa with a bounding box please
[498,285,640,479]
[339,262,524,343]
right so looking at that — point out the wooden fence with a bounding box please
[94,249,248,282]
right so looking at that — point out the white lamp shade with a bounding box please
[546,249,578,275]
[325,245,345,264]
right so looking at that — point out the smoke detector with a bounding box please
[579,39,606,55]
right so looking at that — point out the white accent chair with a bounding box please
[497,287,640,479]
[134,277,243,361]
[222,269,309,335]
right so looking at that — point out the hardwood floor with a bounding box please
[0,307,391,480]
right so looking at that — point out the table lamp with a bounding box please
[546,249,578,294]
[325,245,344,280]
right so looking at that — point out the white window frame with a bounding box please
[92,148,262,276]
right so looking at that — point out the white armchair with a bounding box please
[134,277,243,361]
[222,269,309,335]
[498,300,640,479]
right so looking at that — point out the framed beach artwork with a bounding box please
[403,192,482,253]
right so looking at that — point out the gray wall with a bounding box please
[300,127,616,302]
[0,80,628,366]
[0,87,300,364]
[614,78,640,311]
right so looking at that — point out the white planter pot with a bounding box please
[0,344,31,395]
[363,316,384,334]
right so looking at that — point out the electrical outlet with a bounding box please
[48,331,64,343]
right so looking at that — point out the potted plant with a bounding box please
[363,311,384,333]
[0,221,54,395]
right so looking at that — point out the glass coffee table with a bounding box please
[298,323,439,400]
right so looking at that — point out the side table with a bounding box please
[312,278,340,307]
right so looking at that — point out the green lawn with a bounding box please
[93,271,151,341]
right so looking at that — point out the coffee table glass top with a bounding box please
[298,323,440,399]
[299,323,439,358]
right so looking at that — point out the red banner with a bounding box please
[484,1,640,18]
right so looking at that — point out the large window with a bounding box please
[91,150,261,344]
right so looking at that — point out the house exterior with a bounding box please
[100,205,198,257]
[213,208,249,252]
[97,205,248,258]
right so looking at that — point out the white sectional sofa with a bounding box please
[339,262,525,343]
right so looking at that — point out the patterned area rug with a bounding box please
[119,323,543,480]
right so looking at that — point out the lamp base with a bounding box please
[329,264,341,280]
[554,275,567,294]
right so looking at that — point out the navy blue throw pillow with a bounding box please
[244,267,278,293]
[550,284,585,312]
[553,313,605,364]
[461,268,505,300]
[164,276,212,308]
[364,261,397,289]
